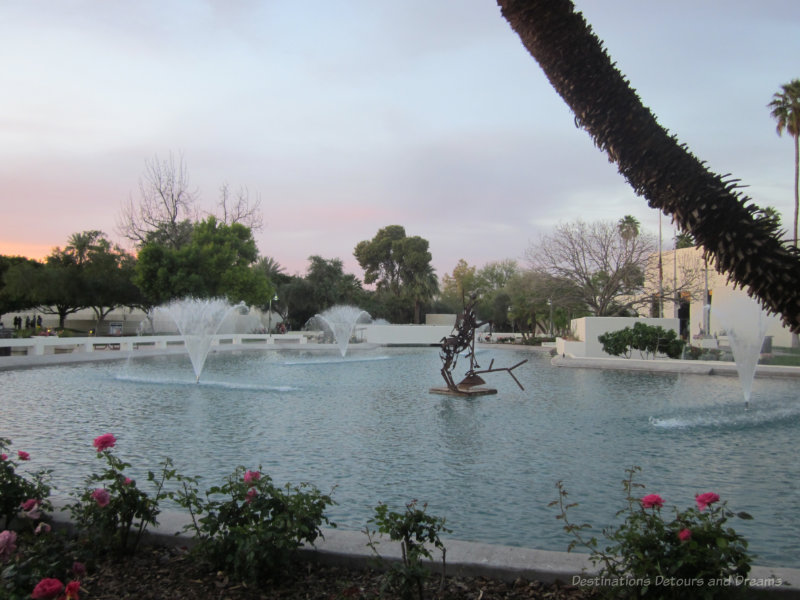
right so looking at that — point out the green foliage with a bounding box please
[175,466,335,585]
[1,528,83,600]
[0,439,51,530]
[552,467,753,599]
[365,500,450,600]
[135,216,271,306]
[597,328,634,358]
[68,437,176,557]
[0,256,42,315]
[598,322,685,359]
[353,225,437,323]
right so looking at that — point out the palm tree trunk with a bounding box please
[793,133,799,247]
[496,0,800,331]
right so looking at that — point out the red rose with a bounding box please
[17,451,30,461]
[695,492,720,511]
[641,494,664,509]
[31,577,63,599]
[65,580,81,600]
[92,434,116,452]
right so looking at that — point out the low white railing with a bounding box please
[0,333,308,356]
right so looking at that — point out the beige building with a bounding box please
[642,246,793,348]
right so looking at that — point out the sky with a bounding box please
[1,1,799,280]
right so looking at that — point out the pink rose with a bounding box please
[20,498,40,512]
[123,477,133,486]
[65,580,81,600]
[695,492,720,511]
[17,450,30,461]
[91,488,111,508]
[244,470,261,485]
[641,494,664,509]
[678,528,692,542]
[21,498,42,520]
[92,433,116,452]
[71,561,87,577]
[0,453,7,461]
[0,530,18,562]
[35,522,51,535]
[245,488,258,504]
[31,577,64,599]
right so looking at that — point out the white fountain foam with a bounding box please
[157,297,240,381]
[712,291,769,407]
[307,305,372,357]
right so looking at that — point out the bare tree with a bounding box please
[215,182,264,231]
[643,247,708,313]
[118,153,198,249]
[527,219,657,316]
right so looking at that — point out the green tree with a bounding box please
[769,79,800,247]
[305,255,364,311]
[675,230,695,249]
[79,238,142,330]
[439,259,478,312]
[3,232,140,330]
[475,259,519,292]
[497,0,800,332]
[0,255,40,316]
[276,276,316,331]
[135,216,270,306]
[353,225,437,323]
[617,215,641,244]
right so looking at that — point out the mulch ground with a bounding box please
[79,545,599,600]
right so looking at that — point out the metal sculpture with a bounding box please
[435,294,527,395]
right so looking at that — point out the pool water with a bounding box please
[2,347,798,567]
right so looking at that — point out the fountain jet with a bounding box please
[307,305,371,357]
[713,291,769,409]
[158,297,240,381]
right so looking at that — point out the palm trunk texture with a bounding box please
[497,0,800,331]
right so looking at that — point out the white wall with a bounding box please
[364,324,452,345]
[556,316,680,358]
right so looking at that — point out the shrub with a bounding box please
[598,322,685,359]
[365,500,450,600]
[1,527,85,600]
[0,439,51,530]
[552,466,753,599]
[68,434,176,557]
[176,466,335,585]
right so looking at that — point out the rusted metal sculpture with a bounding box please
[433,294,527,396]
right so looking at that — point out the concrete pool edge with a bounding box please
[44,505,800,598]
[551,354,800,379]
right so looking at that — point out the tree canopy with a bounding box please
[353,225,437,323]
[134,216,271,307]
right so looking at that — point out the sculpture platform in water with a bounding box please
[430,294,527,396]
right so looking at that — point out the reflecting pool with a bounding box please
[2,347,798,567]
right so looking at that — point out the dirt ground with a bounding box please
[79,545,599,600]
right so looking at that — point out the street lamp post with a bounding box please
[268,295,278,338]
[548,298,553,336]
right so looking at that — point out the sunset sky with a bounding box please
[1,1,798,279]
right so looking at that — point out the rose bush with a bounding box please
[175,465,335,585]
[0,439,51,529]
[69,434,177,557]
[552,466,753,599]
